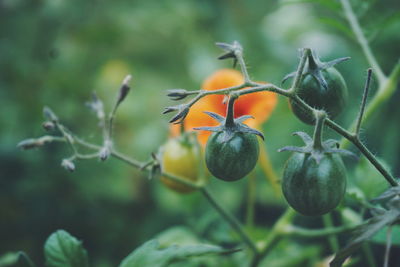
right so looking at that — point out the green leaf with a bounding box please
[119,239,241,267]
[351,157,390,200]
[155,226,200,247]
[330,190,400,267]
[44,230,89,267]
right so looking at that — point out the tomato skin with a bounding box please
[289,67,348,124]
[161,136,202,193]
[282,152,347,216]
[205,131,259,181]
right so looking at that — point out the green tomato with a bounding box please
[205,131,259,181]
[282,152,347,216]
[289,68,348,125]
[161,135,203,193]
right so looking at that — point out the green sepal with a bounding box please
[281,51,350,90]
[193,111,264,142]
[278,131,356,164]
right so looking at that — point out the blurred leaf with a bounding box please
[280,0,341,12]
[44,230,89,267]
[155,226,200,247]
[318,17,354,39]
[0,252,35,267]
[351,157,390,200]
[371,225,400,245]
[119,239,241,267]
[260,239,320,267]
[331,190,400,267]
[367,11,400,42]
[371,185,400,203]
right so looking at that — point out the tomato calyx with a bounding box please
[279,111,355,163]
[278,131,355,163]
[193,94,264,142]
[282,50,350,90]
[216,41,243,68]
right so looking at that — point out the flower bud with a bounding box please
[61,159,75,172]
[42,121,55,131]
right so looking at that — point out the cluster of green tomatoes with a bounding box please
[162,52,351,216]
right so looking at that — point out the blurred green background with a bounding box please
[1,0,399,266]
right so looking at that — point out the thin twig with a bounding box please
[355,69,372,136]
[201,188,258,254]
[341,60,400,148]
[289,48,311,94]
[322,214,339,252]
[383,225,393,267]
[251,208,296,266]
[282,223,359,238]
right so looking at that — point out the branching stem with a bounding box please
[340,0,386,84]
[312,111,326,150]
[171,46,397,187]
[201,188,258,254]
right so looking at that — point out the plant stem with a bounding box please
[324,118,398,186]
[341,60,400,148]
[312,110,326,150]
[236,48,251,84]
[225,95,237,127]
[250,208,296,266]
[290,48,311,94]
[384,225,393,267]
[259,144,281,196]
[340,0,386,84]
[46,121,257,252]
[322,214,339,252]
[362,243,377,267]
[179,46,397,187]
[354,69,372,136]
[109,75,132,140]
[246,174,256,228]
[201,188,258,254]
[282,223,358,238]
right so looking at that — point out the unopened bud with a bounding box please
[166,89,189,100]
[43,106,58,122]
[61,159,75,172]
[42,121,55,131]
[17,138,44,150]
[99,146,110,161]
[116,75,132,105]
[99,140,112,161]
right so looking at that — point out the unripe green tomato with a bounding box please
[289,68,348,124]
[282,152,347,216]
[205,131,259,181]
[161,136,202,193]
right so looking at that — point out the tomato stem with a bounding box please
[312,110,326,150]
[323,214,339,252]
[289,48,311,95]
[201,188,259,254]
[225,94,238,127]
